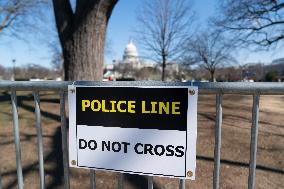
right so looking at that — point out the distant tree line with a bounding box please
[108,64,192,81]
[0,64,61,80]
[193,62,284,82]
[1,61,283,82]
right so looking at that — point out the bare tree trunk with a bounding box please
[53,0,117,81]
[62,14,107,80]
[210,70,215,82]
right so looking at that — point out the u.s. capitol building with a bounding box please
[104,40,180,80]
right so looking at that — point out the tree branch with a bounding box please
[214,0,284,48]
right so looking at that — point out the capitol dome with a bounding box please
[123,40,138,63]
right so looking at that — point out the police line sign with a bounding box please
[68,86,198,179]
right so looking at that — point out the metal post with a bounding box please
[117,173,124,189]
[179,179,185,189]
[90,170,96,189]
[60,92,70,189]
[213,94,223,189]
[248,95,260,189]
[33,92,45,189]
[12,59,16,81]
[0,172,2,189]
[11,90,24,189]
[147,176,153,189]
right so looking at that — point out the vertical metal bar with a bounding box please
[60,91,70,189]
[90,170,96,189]
[33,91,45,189]
[147,176,153,189]
[11,90,24,189]
[179,179,185,189]
[248,95,260,189]
[117,173,124,189]
[213,93,223,189]
[0,172,2,189]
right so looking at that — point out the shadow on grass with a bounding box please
[0,91,63,189]
[2,127,63,189]
[0,92,283,188]
[0,92,162,189]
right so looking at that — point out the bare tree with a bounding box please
[25,63,54,79]
[184,31,236,81]
[0,64,6,77]
[0,0,47,37]
[135,66,161,80]
[213,0,284,48]
[8,63,57,80]
[49,40,64,79]
[52,0,118,81]
[114,63,137,79]
[136,0,194,81]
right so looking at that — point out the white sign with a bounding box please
[68,86,198,179]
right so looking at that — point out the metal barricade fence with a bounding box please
[0,81,284,189]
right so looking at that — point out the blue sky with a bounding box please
[0,0,283,68]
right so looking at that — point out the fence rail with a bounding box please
[0,81,283,189]
[0,81,284,94]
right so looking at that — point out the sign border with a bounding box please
[68,85,198,179]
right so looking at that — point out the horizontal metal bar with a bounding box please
[11,90,24,189]
[33,92,45,189]
[0,81,71,91]
[213,94,223,189]
[0,81,284,94]
[248,95,260,189]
